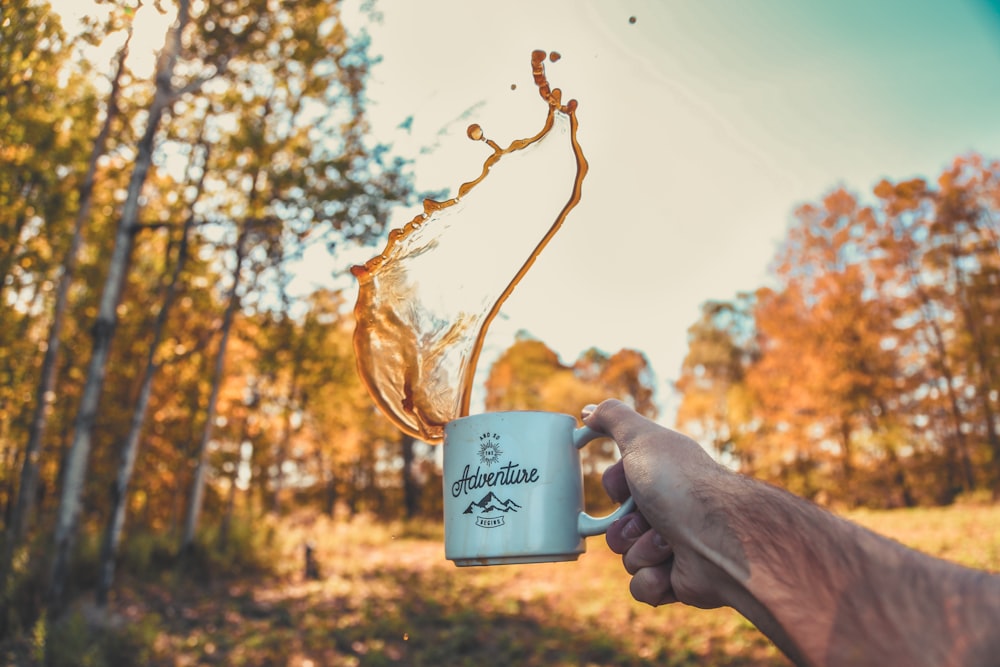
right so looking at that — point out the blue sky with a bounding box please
[320,0,1000,421]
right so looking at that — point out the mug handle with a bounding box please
[572,425,637,537]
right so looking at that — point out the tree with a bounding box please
[175,0,415,544]
[933,157,1000,487]
[673,156,1000,506]
[2,0,422,625]
[873,176,977,497]
[46,0,200,608]
[871,156,1000,497]
[0,0,98,538]
[7,12,132,571]
[180,225,247,552]
[291,290,401,517]
[95,130,209,605]
[0,1,103,631]
[747,190,910,503]
[674,296,757,466]
[485,332,658,473]
[485,333,573,412]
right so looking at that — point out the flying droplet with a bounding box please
[549,51,561,62]
[629,16,637,24]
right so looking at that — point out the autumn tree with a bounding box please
[12,31,142,614]
[175,0,414,547]
[0,1,120,623]
[872,156,1000,496]
[674,295,757,467]
[267,289,410,518]
[44,0,207,608]
[674,154,1000,506]
[930,157,1000,487]
[0,0,420,612]
[485,332,658,474]
[0,0,99,540]
[745,190,912,503]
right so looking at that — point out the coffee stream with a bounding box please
[351,50,589,443]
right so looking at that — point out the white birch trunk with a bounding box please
[180,230,247,552]
[46,0,191,607]
[94,139,205,605]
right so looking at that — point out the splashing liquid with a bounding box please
[351,50,588,444]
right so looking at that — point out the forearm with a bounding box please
[703,475,1000,666]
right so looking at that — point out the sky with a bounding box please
[51,0,1000,424]
[322,0,1000,422]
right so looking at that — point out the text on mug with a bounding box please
[451,461,540,497]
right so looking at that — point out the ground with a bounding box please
[8,503,1000,666]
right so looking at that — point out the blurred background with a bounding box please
[2,1,999,664]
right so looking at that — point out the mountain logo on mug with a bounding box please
[464,491,522,528]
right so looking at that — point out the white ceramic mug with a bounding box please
[443,410,636,566]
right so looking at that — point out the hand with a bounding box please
[585,399,741,611]
[587,401,1000,667]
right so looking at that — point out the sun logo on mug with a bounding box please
[478,433,503,466]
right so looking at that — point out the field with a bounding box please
[12,503,1000,667]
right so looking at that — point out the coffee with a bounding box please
[351,51,589,443]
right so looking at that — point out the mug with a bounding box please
[443,410,635,566]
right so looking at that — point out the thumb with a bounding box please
[582,399,647,457]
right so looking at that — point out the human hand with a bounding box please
[587,401,1000,666]
[584,399,742,610]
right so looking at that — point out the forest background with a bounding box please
[1,1,999,665]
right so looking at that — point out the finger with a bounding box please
[622,529,673,575]
[630,564,678,607]
[602,459,630,504]
[586,399,712,471]
[582,399,648,457]
[605,511,649,554]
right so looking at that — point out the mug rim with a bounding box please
[445,410,577,429]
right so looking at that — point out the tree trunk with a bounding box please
[217,456,240,553]
[7,29,130,568]
[868,397,916,508]
[401,434,418,519]
[347,463,360,516]
[180,229,247,553]
[94,147,204,606]
[271,382,296,515]
[838,418,853,486]
[320,451,337,517]
[906,257,976,492]
[949,247,1000,486]
[46,4,192,608]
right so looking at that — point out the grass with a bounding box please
[847,503,1000,569]
[4,503,999,666]
[132,515,782,667]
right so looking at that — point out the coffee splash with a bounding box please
[351,50,589,443]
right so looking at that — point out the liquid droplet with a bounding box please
[629,15,637,24]
[467,124,484,141]
[351,51,588,443]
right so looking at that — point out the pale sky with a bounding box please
[53,0,1000,423]
[324,0,1000,422]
